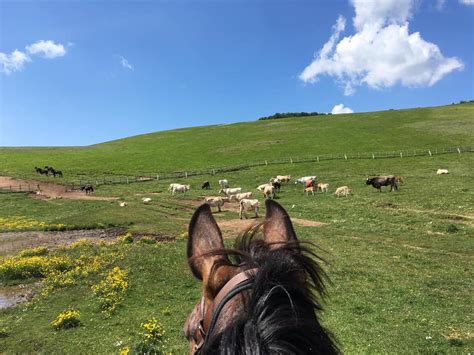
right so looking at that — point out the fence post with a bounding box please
[457,147,461,154]
[372,153,375,160]
[317,156,319,162]
[126,177,129,184]
[400,152,403,158]
[344,154,347,160]
[428,150,432,157]
[290,158,293,164]
[185,172,188,178]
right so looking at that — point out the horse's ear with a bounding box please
[263,199,297,247]
[188,203,226,281]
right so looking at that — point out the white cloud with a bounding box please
[459,0,474,4]
[0,40,67,75]
[299,0,464,95]
[26,40,66,58]
[331,104,354,114]
[0,50,30,75]
[120,56,133,71]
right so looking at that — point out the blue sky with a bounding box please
[1,0,473,146]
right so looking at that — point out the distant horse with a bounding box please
[184,200,339,354]
[81,185,94,194]
[201,181,211,190]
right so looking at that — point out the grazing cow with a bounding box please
[304,186,315,196]
[229,192,253,202]
[239,198,260,219]
[53,170,63,178]
[395,176,404,185]
[218,179,229,189]
[204,196,228,212]
[119,202,128,207]
[317,183,329,193]
[437,169,449,175]
[257,184,271,191]
[276,175,291,183]
[81,185,94,194]
[305,178,316,188]
[172,184,190,195]
[295,176,317,185]
[220,187,242,196]
[263,184,276,199]
[272,181,281,193]
[366,175,398,192]
[335,186,351,197]
[201,181,211,190]
[142,197,152,204]
[168,183,182,193]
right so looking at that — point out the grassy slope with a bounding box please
[0,103,473,178]
[0,103,473,353]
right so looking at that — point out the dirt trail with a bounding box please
[0,228,125,256]
[0,176,117,201]
[179,199,327,237]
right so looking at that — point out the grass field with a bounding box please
[0,104,473,353]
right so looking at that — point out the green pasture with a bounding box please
[0,103,473,353]
[0,103,473,180]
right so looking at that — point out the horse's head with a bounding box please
[184,200,338,354]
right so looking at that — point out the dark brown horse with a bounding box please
[184,199,338,354]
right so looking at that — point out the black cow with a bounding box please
[201,181,211,190]
[81,185,94,194]
[366,175,398,192]
[272,181,281,193]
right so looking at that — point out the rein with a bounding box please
[195,268,258,353]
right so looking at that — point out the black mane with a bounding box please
[200,229,340,354]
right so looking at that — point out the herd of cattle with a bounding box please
[165,172,417,219]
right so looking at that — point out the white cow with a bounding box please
[218,179,229,189]
[142,197,152,204]
[168,183,182,194]
[257,184,271,191]
[335,186,351,197]
[239,199,260,219]
[172,184,190,195]
[204,196,228,212]
[295,176,317,185]
[220,187,242,196]
[119,201,128,207]
[317,183,329,193]
[263,185,275,199]
[437,169,449,175]
[276,175,291,183]
[229,192,253,202]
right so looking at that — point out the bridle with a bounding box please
[194,268,259,353]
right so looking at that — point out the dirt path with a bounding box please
[0,176,117,201]
[0,228,125,256]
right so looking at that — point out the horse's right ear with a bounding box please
[263,199,298,247]
[188,203,226,281]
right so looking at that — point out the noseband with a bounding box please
[194,268,258,353]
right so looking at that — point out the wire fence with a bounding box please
[62,144,473,188]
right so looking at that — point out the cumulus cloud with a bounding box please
[119,56,134,71]
[0,50,30,74]
[331,104,354,114]
[299,0,463,95]
[26,40,66,58]
[459,0,474,4]
[0,40,67,75]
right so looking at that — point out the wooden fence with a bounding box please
[64,144,474,188]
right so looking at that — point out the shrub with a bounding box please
[446,224,460,233]
[132,317,167,354]
[0,255,72,282]
[0,327,8,338]
[118,233,133,244]
[51,307,81,330]
[92,267,129,316]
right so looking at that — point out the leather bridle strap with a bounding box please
[196,268,258,353]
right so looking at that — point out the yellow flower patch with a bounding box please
[51,307,81,330]
[0,216,68,231]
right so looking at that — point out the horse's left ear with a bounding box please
[188,203,227,281]
[263,199,298,247]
